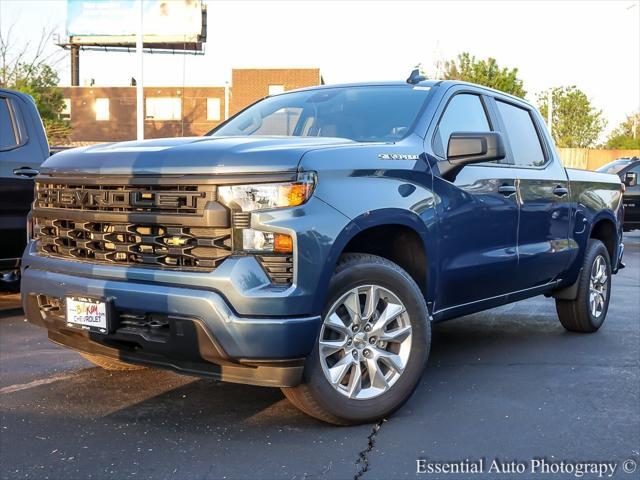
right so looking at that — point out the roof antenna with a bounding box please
[406,64,428,84]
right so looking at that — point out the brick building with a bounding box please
[61,68,322,143]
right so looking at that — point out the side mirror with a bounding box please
[624,171,637,187]
[439,131,506,179]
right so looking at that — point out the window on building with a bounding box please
[60,99,71,120]
[207,98,221,121]
[145,97,181,121]
[496,100,546,167]
[94,98,109,121]
[268,84,285,96]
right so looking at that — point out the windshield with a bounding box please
[209,85,431,142]
[596,159,632,174]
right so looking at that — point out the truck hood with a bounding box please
[41,136,359,176]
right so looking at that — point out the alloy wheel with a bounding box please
[318,285,412,400]
[589,254,609,318]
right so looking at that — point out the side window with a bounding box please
[0,97,18,150]
[434,94,491,158]
[628,165,640,192]
[496,101,546,167]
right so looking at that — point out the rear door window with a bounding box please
[0,97,18,150]
[496,100,546,167]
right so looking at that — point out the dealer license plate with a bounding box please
[65,297,108,333]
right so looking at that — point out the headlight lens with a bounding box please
[242,229,293,253]
[218,172,316,212]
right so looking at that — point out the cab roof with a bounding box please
[281,80,534,109]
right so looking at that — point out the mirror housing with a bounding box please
[439,131,506,179]
[624,171,637,187]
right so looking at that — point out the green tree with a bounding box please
[605,113,640,149]
[537,86,605,148]
[0,24,70,144]
[440,52,526,98]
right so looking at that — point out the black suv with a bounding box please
[597,157,640,231]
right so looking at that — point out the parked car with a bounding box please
[597,157,640,231]
[21,78,624,424]
[0,88,49,288]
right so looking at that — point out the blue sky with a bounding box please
[2,0,639,136]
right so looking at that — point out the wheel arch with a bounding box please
[311,208,436,315]
[554,213,620,300]
[589,216,619,264]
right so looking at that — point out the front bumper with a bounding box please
[21,266,321,387]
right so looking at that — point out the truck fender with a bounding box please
[310,208,435,314]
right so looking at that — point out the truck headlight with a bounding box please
[218,172,316,212]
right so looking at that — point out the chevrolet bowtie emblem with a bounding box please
[165,236,189,247]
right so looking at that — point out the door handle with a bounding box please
[13,167,39,178]
[498,185,517,196]
[553,185,569,197]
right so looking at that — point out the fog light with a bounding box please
[242,229,293,253]
[242,229,273,251]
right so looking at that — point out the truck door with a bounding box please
[622,163,640,229]
[430,92,520,310]
[494,99,572,290]
[0,93,43,268]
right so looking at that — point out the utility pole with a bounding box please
[136,0,144,141]
[547,89,553,138]
[70,44,80,86]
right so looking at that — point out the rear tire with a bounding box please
[80,352,147,371]
[282,253,430,425]
[556,239,611,333]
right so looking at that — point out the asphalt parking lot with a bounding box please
[1,234,638,480]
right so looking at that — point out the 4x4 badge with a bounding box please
[378,153,420,160]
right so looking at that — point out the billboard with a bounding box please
[67,0,206,48]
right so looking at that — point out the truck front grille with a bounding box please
[35,218,232,269]
[32,178,294,283]
[33,178,232,271]
[35,182,214,214]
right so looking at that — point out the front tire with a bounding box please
[556,239,612,333]
[282,254,430,425]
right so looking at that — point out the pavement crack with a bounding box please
[354,419,385,480]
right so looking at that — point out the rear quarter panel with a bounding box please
[564,168,624,281]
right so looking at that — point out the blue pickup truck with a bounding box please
[21,78,624,424]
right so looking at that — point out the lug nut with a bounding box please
[369,336,377,344]
[352,325,360,332]
[364,324,372,332]
[352,349,358,357]
[346,338,353,346]
[363,349,371,358]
